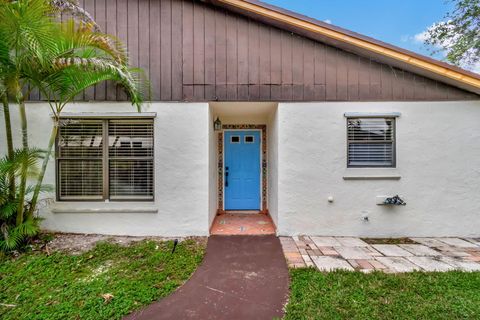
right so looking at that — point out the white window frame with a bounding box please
[346,116,396,168]
[56,117,155,202]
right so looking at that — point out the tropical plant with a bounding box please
[0,0,147,251]
[26,19,147,218]
[0,148,52,251]
[0,0,57,224]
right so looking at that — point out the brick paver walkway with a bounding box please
[280,236,480,272]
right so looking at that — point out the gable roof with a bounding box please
[206,0,480,95]
[29,0,477,102]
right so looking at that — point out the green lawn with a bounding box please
[0,239,205,320]
[286,268,480,320]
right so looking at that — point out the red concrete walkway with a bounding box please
[210,212,276,235]
[124,235,289,320]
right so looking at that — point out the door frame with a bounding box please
[218,124,267,214]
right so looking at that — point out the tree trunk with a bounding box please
[28,120,58,219]
[16,98,28,226]
[2,95,15,198]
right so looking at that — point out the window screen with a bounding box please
[57,118,154,201]
[347,117,395,167]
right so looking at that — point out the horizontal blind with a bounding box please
[58,121,104,158]
[57,120,104,199]
[347,118,395,167]
[108,120,154,200]
[58,160,103,199]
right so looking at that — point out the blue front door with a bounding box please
[224,130,261,210]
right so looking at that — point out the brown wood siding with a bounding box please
[32,0,478,101]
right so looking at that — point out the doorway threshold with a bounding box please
[224,210,261,214]
[210,212,276,235]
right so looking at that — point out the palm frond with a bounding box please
[49,0,99,31]
[0,218,39,251]
[0,201,18,220]
[0,0,59,66]
[0,148,45,178]
[0,223,24,251]
[56,19,127,64]
[24,184,54,196]
[0,29,12,69]
[0,177,9,203]
[46,57,147,108]
[16,218,40,237]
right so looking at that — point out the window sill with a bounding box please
[51,203,158,214]
[343,168,401,180]
[344,112,401,118]
[343,175,401,180]
[58,112,157,119]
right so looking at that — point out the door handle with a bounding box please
[225,167,229,187]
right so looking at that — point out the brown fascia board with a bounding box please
[205,0,480,95]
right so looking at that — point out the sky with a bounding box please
[262,0,454,63]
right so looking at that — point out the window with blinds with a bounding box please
[347,117,395,167]
[56,118,154,201]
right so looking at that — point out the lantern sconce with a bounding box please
[214,117,222,131]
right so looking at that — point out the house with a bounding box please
[2,0,480,237]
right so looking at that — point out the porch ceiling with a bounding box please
[210,102,277,124]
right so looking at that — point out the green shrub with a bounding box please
[0,148,51,252]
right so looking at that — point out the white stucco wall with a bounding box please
[208,107,218,227]
[3,100,480,237]
[267,108,279,226]
[0,102,210,236]
[277,101,480,237]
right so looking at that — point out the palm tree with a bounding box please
[1,85,14,199]
[0,0,148,249]
[0,0,58,224]
[27,19,147,218]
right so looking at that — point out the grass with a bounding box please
[286,268,480,320]
[0,239,205,320]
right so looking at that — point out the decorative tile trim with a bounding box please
[218,124,267,212]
